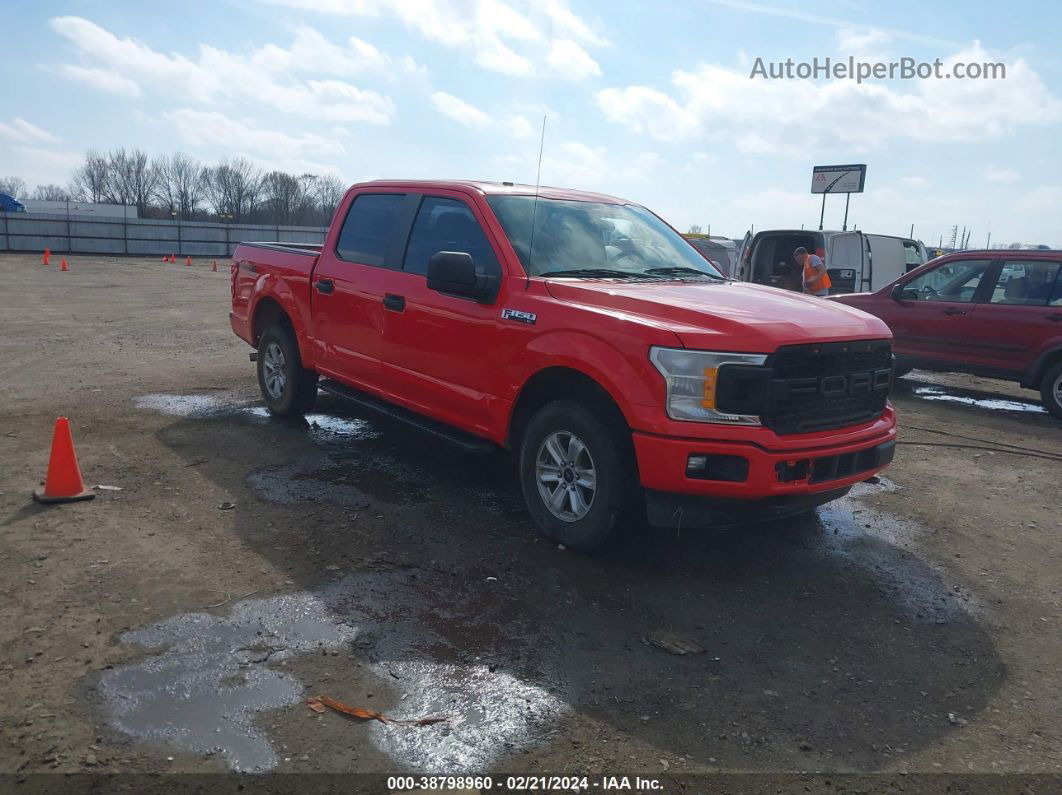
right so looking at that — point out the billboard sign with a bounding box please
[811,164,867,194]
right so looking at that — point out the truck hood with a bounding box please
[544,279,891,351]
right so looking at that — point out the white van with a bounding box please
[733,229,928,294]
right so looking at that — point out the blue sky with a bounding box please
[3,0,1061,246]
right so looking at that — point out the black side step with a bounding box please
[317,379,497,455]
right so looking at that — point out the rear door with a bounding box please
[378,191,507,437]
[960,257,1062,373]
[864,235,908,291]
[827,232,863,293]
[881,257,995,364]
[733,231,752,281]
[310,191,412,387]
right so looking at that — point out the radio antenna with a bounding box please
[525,115,546,289]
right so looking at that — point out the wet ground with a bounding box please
[1,254,1061,791]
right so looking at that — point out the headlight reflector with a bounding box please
[649,347,767,423]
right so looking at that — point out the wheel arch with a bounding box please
[1023,344,1062,389]
[507,366,630,452]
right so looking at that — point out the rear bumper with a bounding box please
[632,419,896,527]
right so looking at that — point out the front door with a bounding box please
[880,257,995,366]
[378,192,507,438]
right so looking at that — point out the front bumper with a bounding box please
[632,417,896,526]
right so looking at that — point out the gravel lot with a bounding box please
[1,252,1060,792]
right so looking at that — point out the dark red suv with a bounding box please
[831,250,1062,418]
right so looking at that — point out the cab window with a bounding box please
[335,193,405,267]
[403,196,499,276]
[900,259,993,302]
[988,260,1061,306]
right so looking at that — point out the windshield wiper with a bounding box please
[540,268,651,279]
[643,266,723,279]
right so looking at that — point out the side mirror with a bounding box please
[426,251,498,303]
[891,283,914,302]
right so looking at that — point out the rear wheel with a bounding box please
[1041,361,1062,420]
[257,325,318,416]
[519,399,637,551]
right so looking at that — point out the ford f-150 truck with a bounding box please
[230,180,896,550]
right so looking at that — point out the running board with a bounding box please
[317,379,497,454]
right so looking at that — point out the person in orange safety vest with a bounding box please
[794,246,831,296]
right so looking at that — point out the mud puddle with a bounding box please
[135,392,382,440]
[100,570,567,773]
[907,385,1045,415]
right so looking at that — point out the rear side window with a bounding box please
[901,259,993,302]
[402,196,499,276]
[988,260,1061,306]
[335,193,405,267]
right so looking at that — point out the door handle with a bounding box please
[941,307,966,316]
[383,293,405,312]
[316,278,334,295]
[1047,314,1062,322]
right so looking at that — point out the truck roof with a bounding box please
[354,179,630,205]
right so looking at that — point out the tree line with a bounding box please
[0,149,346,227]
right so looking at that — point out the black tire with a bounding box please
[257,324,318,416]
[1040,361,1062,420]
[518,399,637,551]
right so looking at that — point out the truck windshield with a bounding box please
[487,195,724,279]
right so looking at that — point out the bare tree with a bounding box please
[203,157,262,222]
[154,152,206,220]
[30,184,70,201]
[315,174,346,223]
[69,151,109,203]
[0,176,27,197]
[687,224,702,234]
[261,170,306,226]
[102,149,157,215]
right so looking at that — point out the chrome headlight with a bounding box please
[649,347,767,424]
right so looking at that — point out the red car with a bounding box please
[230,180,897,549]
[831,249,1062,418]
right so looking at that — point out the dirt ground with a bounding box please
[1,252,1060,793]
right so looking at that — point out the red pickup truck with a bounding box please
[230,180,897,549]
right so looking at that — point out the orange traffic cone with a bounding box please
[33,417,95,504]
[185,255,192,266]
[212,260,218,272]
[169,253,176,263]
[61,258,69,271]
[161,254,167,262]
[42,249,51,265]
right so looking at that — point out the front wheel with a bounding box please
[518,400,637,551]
[1041,361,1062,420]
[257,325,318,416]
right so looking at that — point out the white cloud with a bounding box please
[496,140,663,191]
[546,39,601,79]
[596,86,699,142]
[430,92,534,140]
[431,92,492,128]
[835,27,892,57]
[254,0,606,78]
[984,167,1020,183]
[12,147,85,185]
[163,109,346,160]
[53,65,141,97]
[597,42,1062,156]
[543,0,609,46]
[0,118,61,145]
[901,176,931,189]
[50,16,396,125]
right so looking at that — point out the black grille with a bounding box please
[762,340,892,435]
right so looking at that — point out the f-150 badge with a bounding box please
[501,309,537,324]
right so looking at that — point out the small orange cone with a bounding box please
[60,258,69,271]
[169,253,176,263]
[212,260,218,272]
[161,254,167,263]
[185,255,192,266]
[42,249,51,265]
[33,417,95,504]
